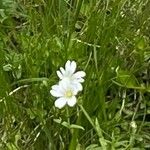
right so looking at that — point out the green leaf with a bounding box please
[70,124,85,130]
[61,121,70,128]
[12,77,49,85]
[136,37,145,50]
[3,64,12,71]
[115,70,139,88]
[86,144,102,150]
[54,119,70,128]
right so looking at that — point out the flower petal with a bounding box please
[74,82,83,92]
[56,71,63,79]
[65,60,71,71]
[59,79,70,91]
[70,61,76,74]
[51,85,59,90]
[67,96,77,107]
[60,67,65,75]
[73,71,86,78]
[76,78,84,83]
[55,98,67,109]
[50,89,63,97]
[52,84,65,95]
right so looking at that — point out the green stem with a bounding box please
[78,104,107,150]
[69,108,81,150]
[66,106,70,125]
[78,104,96,130]
[66,0,84,52]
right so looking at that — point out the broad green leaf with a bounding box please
[136,37,146,50]
[115,70,140,89]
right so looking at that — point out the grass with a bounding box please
[0,0,150,149]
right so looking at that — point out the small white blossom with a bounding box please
[50,80,78,109]
[56,60,86,91]
[50,60,86,109]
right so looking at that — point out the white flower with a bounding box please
[50,60,86,109]
[56,60,86,91]
[50,80,78,109]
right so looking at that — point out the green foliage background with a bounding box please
[0,0,150,149]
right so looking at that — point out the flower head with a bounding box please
[50,60,85,109]
[50,80,78,109]
[56,60,86,91]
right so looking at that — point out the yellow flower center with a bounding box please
[65,90,73,98]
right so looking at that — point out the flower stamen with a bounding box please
[65,90,73,98]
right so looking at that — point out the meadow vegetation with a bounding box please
[0,0,150,149]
